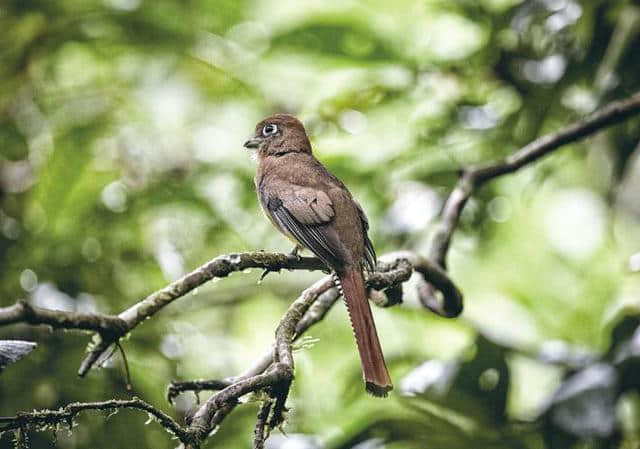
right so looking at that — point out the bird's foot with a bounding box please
[289,245,302,258]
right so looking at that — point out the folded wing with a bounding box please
[265,186,343,269]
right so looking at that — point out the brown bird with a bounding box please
[244,114,393,397]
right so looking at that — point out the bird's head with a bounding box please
[243,114,312,158]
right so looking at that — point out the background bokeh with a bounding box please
[1,0,640,448]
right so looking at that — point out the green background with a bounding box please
[1,0,640,448]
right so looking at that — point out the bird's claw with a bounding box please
[289,245,302,260]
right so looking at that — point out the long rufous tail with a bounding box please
[338,267,393,397]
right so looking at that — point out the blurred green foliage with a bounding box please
[1,0,640,448]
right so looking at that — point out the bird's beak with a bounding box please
[243,136,261,149]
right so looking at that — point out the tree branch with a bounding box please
[253,400,273,449]
[0,398,191,444]
[167,379,231,404]
[77,252,327,377]
[428,90,640,269]
[0,300,128,336]
[0,251,440,378]
[1,254,414,448]
[168,258,415,397]
[181,259,413,448]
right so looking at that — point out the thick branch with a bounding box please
[384,251,463,317]
[0,300,127,336]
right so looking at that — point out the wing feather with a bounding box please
[267,190,342,268]
[263,183,375,272]
[356,201,377,272]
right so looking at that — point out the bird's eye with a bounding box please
[262,124,278,136]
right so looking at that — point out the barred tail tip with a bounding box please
[366,381,393,398]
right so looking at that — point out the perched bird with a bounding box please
[244,114,392,396]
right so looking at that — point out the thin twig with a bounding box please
[116,342,132,391]
[0,398,190,444]
[253,400,273,449]
[167,379,231,404]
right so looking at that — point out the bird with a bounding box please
[244,113,392,397]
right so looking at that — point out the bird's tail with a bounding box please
[337,267,393,397]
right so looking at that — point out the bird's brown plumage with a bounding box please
[244,114,392,396]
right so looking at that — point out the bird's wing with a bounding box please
[265,185,343,268]
[355,201,376,272]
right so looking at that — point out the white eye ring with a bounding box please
[262,124,278,136]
